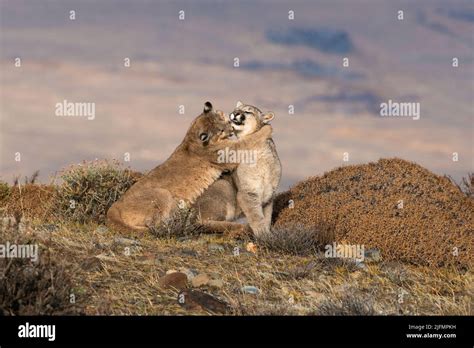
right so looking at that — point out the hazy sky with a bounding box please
[1,0,473,189]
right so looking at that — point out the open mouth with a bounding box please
[229,112,246,126]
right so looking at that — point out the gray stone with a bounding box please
[364,249,382,263]
[114,236,140,246]
[207,243,225,252]
[39,223,59,232]
[208,279,224,289]
[241,286,260,295]
[191,273,210,287]
[179,268,199,281]
[95,225,108,234]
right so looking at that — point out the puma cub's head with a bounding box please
[229,101,274,138]
[185,101,234,151]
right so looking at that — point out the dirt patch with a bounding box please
[273,158,473,269]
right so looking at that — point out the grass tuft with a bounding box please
[148,207,204,239]
[55,159,139,224]
[316,294,376,316]
[0,228,81,315]
[257,223,334,256]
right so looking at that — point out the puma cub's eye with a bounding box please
[200,133,209,142]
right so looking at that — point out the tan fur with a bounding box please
[106,102,272,233]
[195,102,281,237]
[195,174,241,222]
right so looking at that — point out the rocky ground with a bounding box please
[0,218,472,315]
[0,158,472,315]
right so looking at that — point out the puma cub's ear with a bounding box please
[204,101,213,113]
[262,112,275,124]
[236,101,244,108]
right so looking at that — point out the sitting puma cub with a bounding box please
[229,101,281,236]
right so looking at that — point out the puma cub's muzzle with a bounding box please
[229,111,246,125]
[229,109,260,137]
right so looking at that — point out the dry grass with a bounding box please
[315,293,376,315]
[0,158,472,315]
[55,159,140,224]
[0,224,82,315]
[148,207,204,239]
[447,173,474,199]
[257,223,334,256]
[0,215,471,316]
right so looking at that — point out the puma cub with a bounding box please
[106,101,272,233]
[229,101,281,236]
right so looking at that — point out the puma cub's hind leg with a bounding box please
[194,177,239,222]
[107,186,175,232]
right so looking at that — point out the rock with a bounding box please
[114,237,140,246]
[364,249,382,263]
[259,272,275,280]
[178,290,230,314]
[208,279,224,289]
[246,242,257,253]
[191,273,210,287]
[179,267,198,281]
[80,256,103,271]
[355,260,368,270]
[241,286,260,295]
[158,272,188,290]
[181,249,199,257]
[95,225,108,234]
[39,223,59,232]
[207,243,225,252]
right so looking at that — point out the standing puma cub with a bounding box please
[229,101,281,236]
